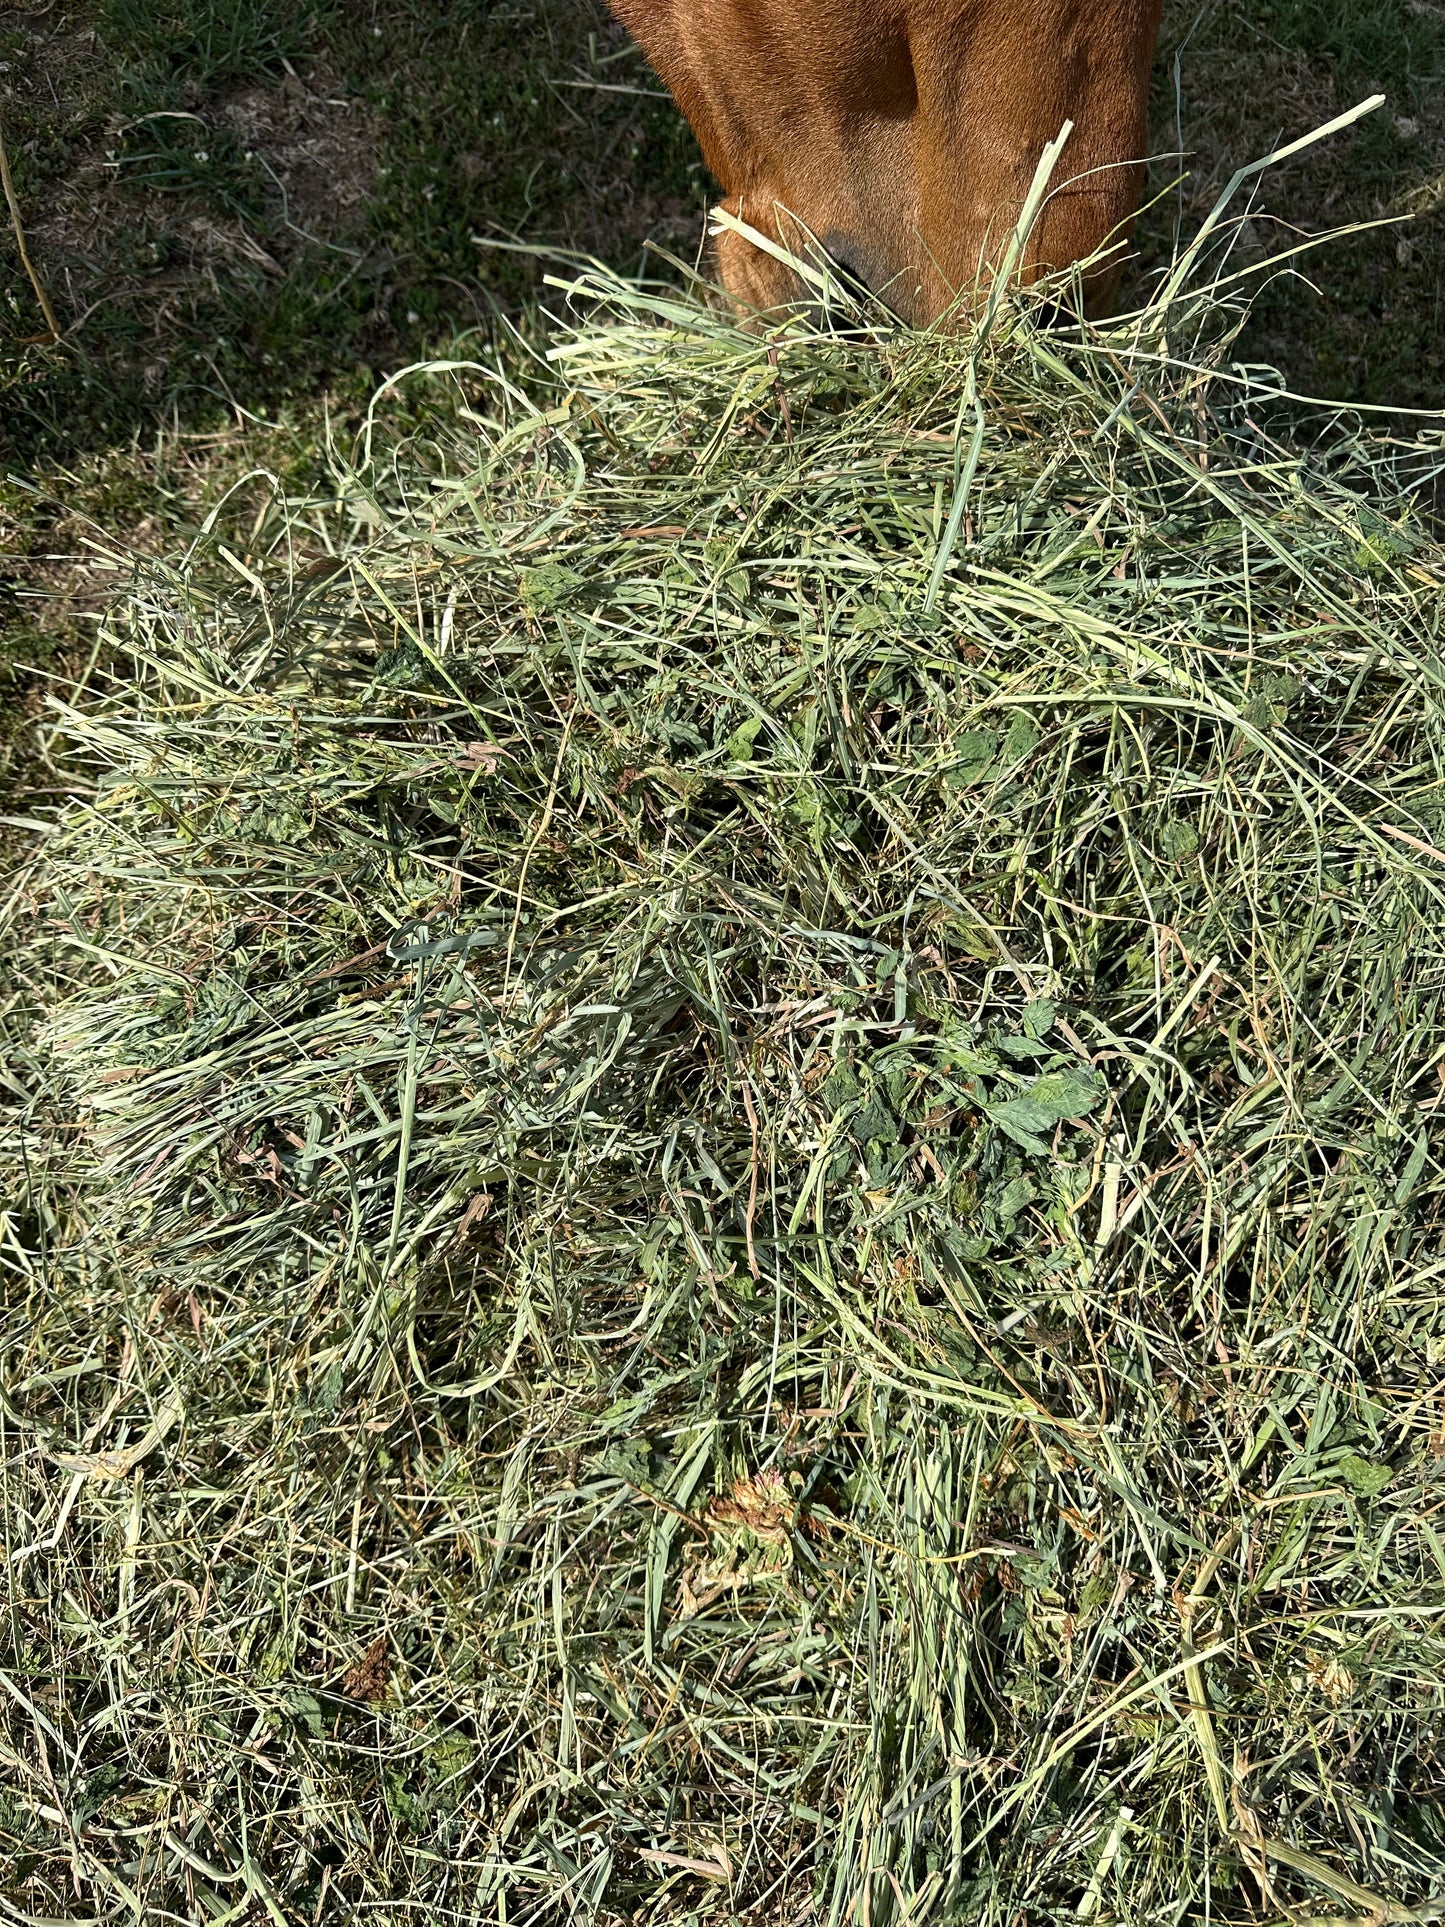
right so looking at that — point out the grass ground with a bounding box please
[1,0,703,806]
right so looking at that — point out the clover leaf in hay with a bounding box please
[384,1770,431,1834]
[724,714,765,763]
[287,1689,324,1738]
[1022,999,1056,1038]
[1077,1566,1116,1619]
[311,1359,344,1416]
[995,1031,1053,1061]
[1353,505,1418,576]
[785,777,826,828]
[520,561,585,613]
[1159,818,1200,861]
[1001,1671,1051,1712]
[1337,1452,1392,1498]
[937,1025,993,1077]
[681,1471,797,1620]
[426,1734,475,1787]
[1008,1547,1057,1591]
[1001,714,1040,765]
[821,1063,862,1114]
[374,637,433,690]
[987,1069,1104,1154]
[940,912,1000,962]
[1263,672,1300,706]
[996,1173,1037,1221]
[852,1089,898,1145]
[1027,1069,1106,1117]
[592,1436,653,1486]
[1241,672,1302,734]
[946,727,1000,786]
[850,598,893,633]
[883,1063,912,1112]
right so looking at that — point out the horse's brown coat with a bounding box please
[609,0,1162,322]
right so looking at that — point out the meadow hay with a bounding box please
[5,239,1445,1925]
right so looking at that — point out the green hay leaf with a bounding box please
[1337,1453,1393,1497]
[725,713,764,762]
[520,560,584,611]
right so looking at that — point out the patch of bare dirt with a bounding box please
[218,66,381,248]
[24,58,382,350]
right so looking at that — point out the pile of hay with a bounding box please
[5,256,1445,1925]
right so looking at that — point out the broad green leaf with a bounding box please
[725,714,764,762]
[1022,999,1056,1038]
[520,562,584,612]
[822,1064,862,1113]
[1023,1070,1104,1120]
[1338,1453,1391,1497]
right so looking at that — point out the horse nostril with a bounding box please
[607,0,1162,326]
[817,231,877,294]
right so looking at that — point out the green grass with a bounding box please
[0,0,704,468]
[101,0,331,85]
[1146,0,1445,405]
[5,251,1445,1921]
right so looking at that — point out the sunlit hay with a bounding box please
[5,215,1445,1926]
